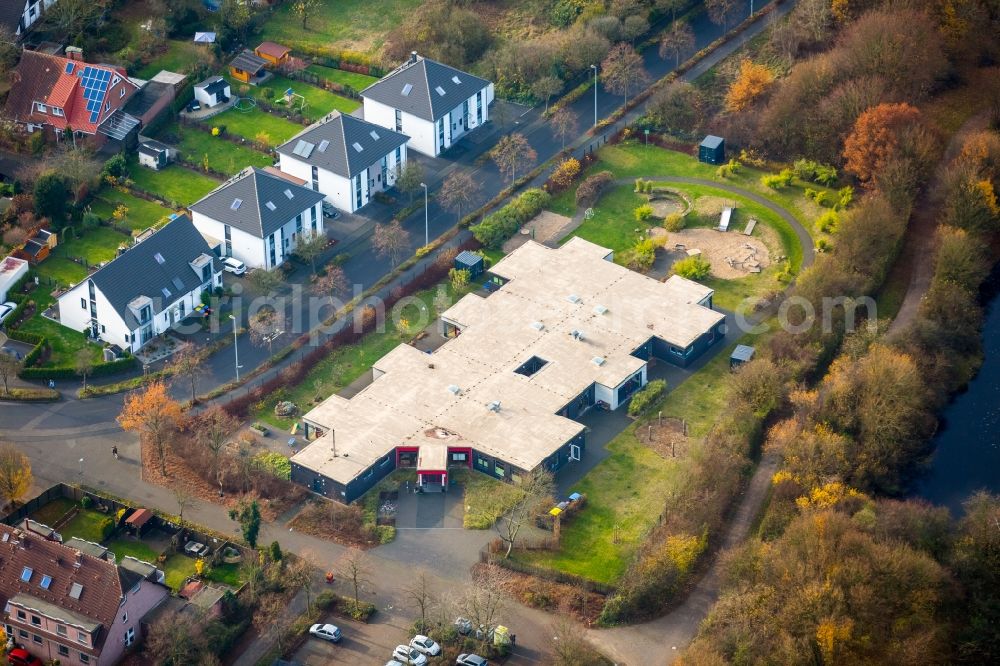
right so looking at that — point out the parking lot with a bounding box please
[292,612,413,665]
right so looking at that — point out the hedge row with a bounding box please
[0,387,60,402]
[470,188,551,249]
[19,356,138,380]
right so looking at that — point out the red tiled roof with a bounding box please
[125,508,153,528]
[0,523,123,651]
[3,51,139,135]
[256,41,291,59]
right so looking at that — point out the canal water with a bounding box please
[915,270,1000,514]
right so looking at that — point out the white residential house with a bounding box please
[277,111,409,214]
[193,76,230,109]
[188,166,326,269]
[360,53,494,158]
[0,0,57,38]
[56,215,222,353]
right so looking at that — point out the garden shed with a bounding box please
[730,344,755,369]
[126,507,154,535]
[699,135,725,165]
[454,250,485,279]
[138,140,172,170]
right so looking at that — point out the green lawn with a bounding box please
[58,509,112,543]
[158,121,274,173]
[89,189,175,232]
[213,106,305,146]
[34,257,88,287]
[57,227,131,265]
[305,65,378,92]
[107,538,161,565]
[452,469,524,529]
[30,498,76,527]
[561,185,656,255]
[205,562,243,587]
[135,39,209,79]
[162,553,199,591]
[255,281,472,430]
[259,0,423,52]
[517,425,684,584]
[241,75,361,121]
[128,163,220,207]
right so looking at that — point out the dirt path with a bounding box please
[585,449,780,665]
[888,112,991,333]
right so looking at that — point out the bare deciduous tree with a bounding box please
[532,75,563,113]
[286,554,319,613]
[170,342,205,403]
[338,547,372,612]
[550,108,579,150]
[248,305,287,354]
[193,406,238,486]
[0,353,21,394]
[437,171,481,221]
[404,568,436,632]
[295,230,328,275]
[459,564,512,647]
[74,348,93,390]
[601,42,650,107]
[0,442,32,510]
[706,0,740,30]
[659,20,695,68]
[490,133,537,183]
[310,264,348,297]
[372,220,410,268]
[173,488,195,526]
[145,610,206,665]
[245,267,284,296]
[495,468,555,557]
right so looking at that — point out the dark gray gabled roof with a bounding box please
[84,215,216,330]
[276,112,409,179]
[188,166,325,238]
[138,139,170,157]
[360,54,490,123]
[230,49,267,75]
[195,76,229,95]
[0,1,23,34]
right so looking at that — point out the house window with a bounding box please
[16,610,26,620]
[125,626,135,647]
[35,102,47,113]
[395,146,401,168]
[140,325,153,344]
[354,175,362,209]
[32,634,42,644]
[122,612,128,623]
[178,301,185,318]
[476,91,483,123]
[437,119,445,151]
[120,88,125,99]
[310,205,317,232]
[140,305,151,323]
[223,224,232,257]
[77,631,87,643]
[58,645,69,657]
[18,629,28,639]
[101,324,106,333]
[394,109,402,132]
[494,462,505,477]
[295,213,303,235]
[31,615,40,626]
[52,107,64,117]
[476,457,489,471]
[57,625,67,637]
[311,165,319,191]
[80,653,90,664]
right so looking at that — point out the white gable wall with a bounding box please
[58,279,131,349]
[279,144,407,214]
[191,203,323,269]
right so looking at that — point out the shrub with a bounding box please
[627,379,667,417]
[816,211,839,233]
[716,158,741,178]
[269,541,283,562]
[634,177,646,193]
[470,188,550,249]
[634,203,654,222]
[835,186,854,210]
[575,170,615,206]
[622,238,658,272]
[81,496,93,509]
[254,452,291,480]
[102,153,128,180]
[100,517,115,540]
[761,168,795,190]
[664,213,685,232]
[549,158,581,190]
[672,255,711,280]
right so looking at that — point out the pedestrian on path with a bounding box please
[111,446,119,460]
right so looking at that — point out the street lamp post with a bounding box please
[590,64,598,128]
[420,182,429,246]
[78,458,83,476]
[229,314,242,382]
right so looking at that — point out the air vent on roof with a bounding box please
[284,189,294,199]
[154,252,165,264]
[593,304,608,315]
[292,140,315,158]
[530,321,544,331]
[69,582,83,599]
[447,384,461,395]
[1,533,8,542]
[567,294,581,304]
[265,201,277,211]
[161,287,171,299]
[592,356,606,367]
[401,83,413,96]
[571,329,585,341]
[231,198,243,210]
[435,86,446,96]
[487,400,501,412]
[370,130,380,140]
[317,139,330,152]
[452,75,461,84]
[171,277,185,292]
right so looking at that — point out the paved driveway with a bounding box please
[395,486,464,529]
[293,612,412,665]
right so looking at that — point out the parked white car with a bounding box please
[309,623,342,643]
[392,645,428,666]
[456,655,489,666]
[222,257,247,275]
[0,301,16,325]
[409,635,441,657]
[183,541,209,557]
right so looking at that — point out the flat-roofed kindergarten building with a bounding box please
[291,238,726,502]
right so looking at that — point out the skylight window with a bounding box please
[65,62,74,74]
[69,583,83,600]
[21,567,32,582]
[40,575,52,590]
[154,252,165,265]
[231,198,243,210]
[352,142,363,153]
[370,130,380,140]
[292,140,315,158]
[161,287,171,299]
[435,86,446,96]
[171,277,185,291]
[452,75,461,84]
[592,356,606,367]
[401,83,413,96]
[265,201,276,211]
[283,189,294,199]
[317,139,329,152]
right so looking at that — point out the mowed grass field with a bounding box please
[258,0,423,52]
[213,106,305,146]
[89,189,175,231]
[158,121,274,173]
[305,64,378,91]
[128,163,220,206]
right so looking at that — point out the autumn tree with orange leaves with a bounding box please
[724,59,775,113]
[842,103,922,186]
[117,380,182,476]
